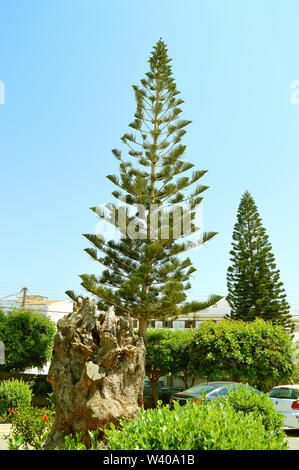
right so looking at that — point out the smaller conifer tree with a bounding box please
[227,191,294,333]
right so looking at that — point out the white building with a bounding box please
[8,298,73,322]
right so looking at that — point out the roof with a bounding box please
[8,299,67,305]
[272,385,299,390]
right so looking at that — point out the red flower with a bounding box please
[8,408,14,415]
[40,414,49,423]
[139,397,144,404]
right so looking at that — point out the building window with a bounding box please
[163,321,173,328]
[173,321,185,329]
[185,320,195,329]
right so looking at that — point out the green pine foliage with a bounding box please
[227,191,294,333]
[73,40,221,336]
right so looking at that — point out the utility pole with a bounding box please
[21,287,28,308]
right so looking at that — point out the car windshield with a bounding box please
[181,383,260,397]
[183,384,226,395]
[269,388,299,399]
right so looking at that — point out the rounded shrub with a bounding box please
[190,319,293,391]
[0,308,56,372]
[105,395,288,450]
[219,385,284,434]
[0,379,32,416]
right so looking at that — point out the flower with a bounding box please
[8,408,14,415]
[40,414,49,423]
[139,397,144,404]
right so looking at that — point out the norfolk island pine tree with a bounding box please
[67,39,222,339]
[226,191,294,334]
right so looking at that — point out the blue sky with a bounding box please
[1,0,299,313]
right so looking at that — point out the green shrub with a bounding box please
[105,398,288,450]
[291,361,299,384]
[47,392,56,410]
[217,385,284,434]
[145,329,196,405]
[190,319,293,391]
[8,405,54,450]
[57,430,100,450]
[0,308,56,372]
[0,379,32,416]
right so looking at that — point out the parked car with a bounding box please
[170,381,261,406]
[269,385,299,428]
[143,380,164,391]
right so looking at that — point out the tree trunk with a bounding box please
[44,298,145,449]
[150,380,159,406]
[138,317,147,340]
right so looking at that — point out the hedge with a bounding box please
[105,387,288,450]
[0,308,56,372]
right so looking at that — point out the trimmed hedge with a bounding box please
[0,379,32,416]
[105,388,288,450]
[0,308,56,372]
[217,385,284,433]
[190,319,293,391]
[145,320,293,395]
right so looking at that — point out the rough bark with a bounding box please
[44,297,145,449]
[150,380,159,406]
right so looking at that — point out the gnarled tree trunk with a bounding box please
[44,298,145,449]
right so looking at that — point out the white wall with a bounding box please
[47,300,73,323]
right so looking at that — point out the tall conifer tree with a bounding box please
[227,191,294,333]
[68,40,221,338]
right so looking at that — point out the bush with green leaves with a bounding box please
[190,319,293,391]
[146,320,293,400]
[145,329,176,404]
[218,385,284,434]
[56,430,101,450]
[0,379,32,416]
[0,308,56,372]
[7,404,54,450]
[145,328,194,404]
[105,394,288,450]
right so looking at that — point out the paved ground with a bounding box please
[0,424,11,450]
[284,428,299,450]
[0,424,299,451]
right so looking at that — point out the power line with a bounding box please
[0,291,22,301]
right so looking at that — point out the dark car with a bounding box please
[143,380,164,391]
[170,381,261,406]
